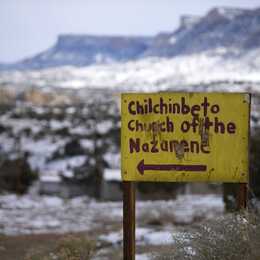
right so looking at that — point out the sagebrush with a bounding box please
[154,211,260,260]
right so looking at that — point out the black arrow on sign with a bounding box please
[137,159,207,175]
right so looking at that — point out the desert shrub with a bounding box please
[25,235,96,260]
[52,235,96,260]
[0,123,7,134]
[54,127,70,136]
[22,127,32,137]
[153,212,260,260]
[0,104,14,114]
[0,154,38,194]
[64,139,85,156]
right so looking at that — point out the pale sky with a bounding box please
[0,0,260,63]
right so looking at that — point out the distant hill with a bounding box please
[0,6,260,73]
[5,35,153,70]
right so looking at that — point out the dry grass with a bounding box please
[24,235,96,260]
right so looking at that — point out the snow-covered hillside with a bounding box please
[1,49,260,92]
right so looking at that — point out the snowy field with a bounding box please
[0,194,224,259]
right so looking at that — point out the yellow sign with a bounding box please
[121,92,250,183]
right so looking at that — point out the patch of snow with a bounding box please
[70,125,89,135]
[44,155,86,175]
[49,119,71,130]
[44,197,63,208]
[0,134,15,153]
[104,168,121,181]
[95,53,104,63]
[97,120,113,134]
[66,107,76,114]
[22,136,66,156]
[99,230,122,244]
[80,139,94,151]
[185,246,196,256]
[59,80,86,89]
[40,175,61,182]
[169,37,176,44]
[98,227,174,246]
[136,254,150,260]
[62,169,74,178]
[104,152,120,168]
[33,107,46,114]
[143,230,174,245]
[216,7,246,20]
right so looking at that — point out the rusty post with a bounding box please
[123,181,135,260]
[237,183,247,210]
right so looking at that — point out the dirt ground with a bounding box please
[0,232,174,260]
[0,233,63,260]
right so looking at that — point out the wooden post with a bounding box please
[237,94,250,211]
[236,100,249,211]
[123,181,135,260]
[237,183,247,210]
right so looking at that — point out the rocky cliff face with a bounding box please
[12,35,153,70]
[143,7,260,57]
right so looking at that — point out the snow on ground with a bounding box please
[99,227,176,246]
[136,195,223,225]
[97,120,114,134]
[104,153,121,169]
[0,102,120,183]
[0,194,224,239]
[136,254,150,260]
[142,230,174,245]
[103,168,121,181]
[21,136,66,157]
[44,156,86,174]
